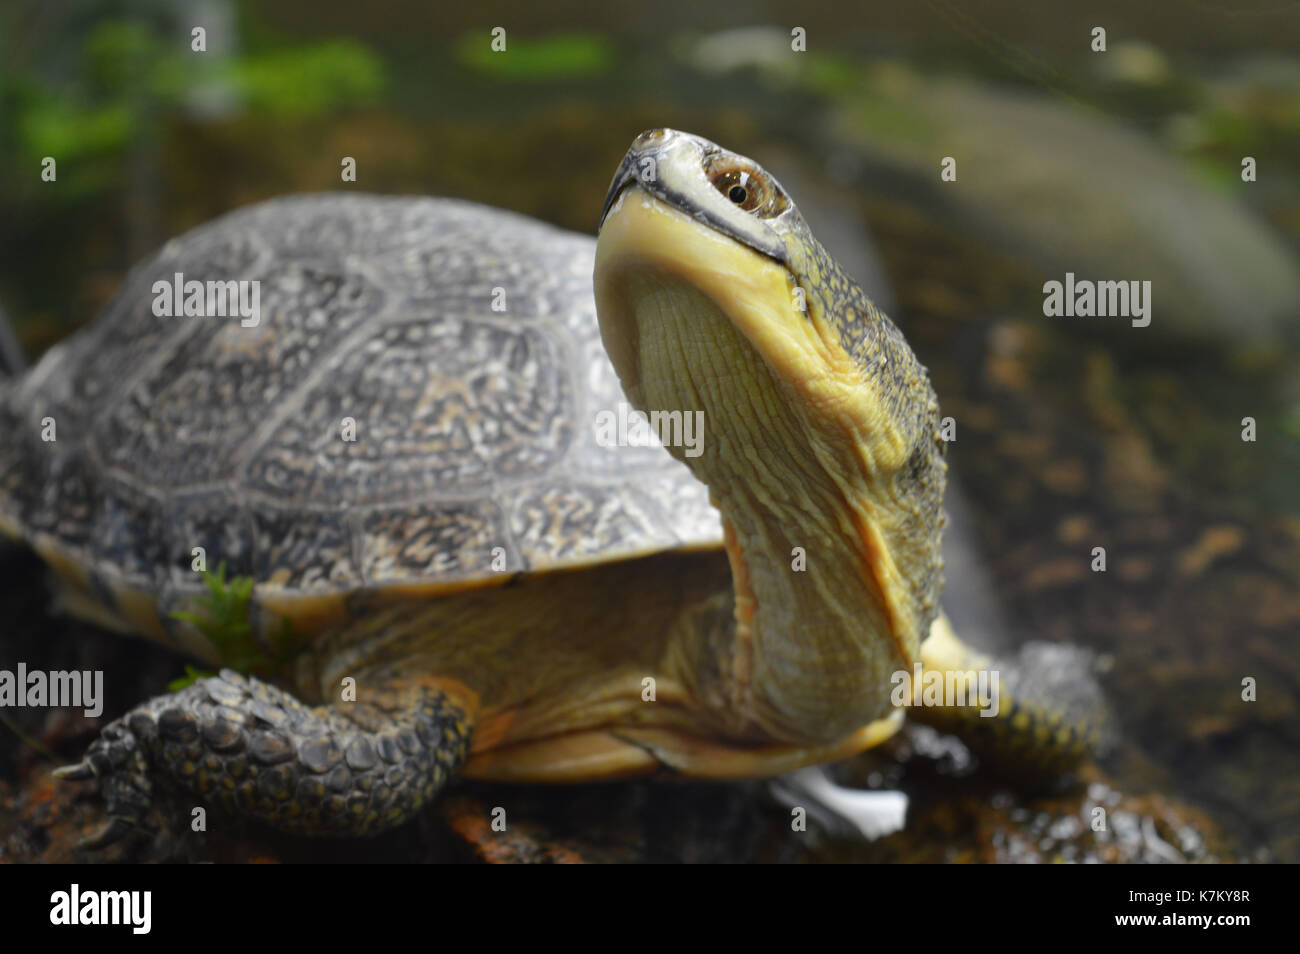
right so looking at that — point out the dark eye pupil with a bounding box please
[728,185,747,204]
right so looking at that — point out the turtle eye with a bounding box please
[711,167,769,214]
[707,161,788,218]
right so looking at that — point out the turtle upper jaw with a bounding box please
[594,188,916,744]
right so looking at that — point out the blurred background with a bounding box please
[1,0,1298,862]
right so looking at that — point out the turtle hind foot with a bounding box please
[56,669,474,842]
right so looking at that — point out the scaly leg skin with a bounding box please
[54,669,473,846]
[913,614,1114,777]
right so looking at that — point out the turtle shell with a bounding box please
[0,194,722,644]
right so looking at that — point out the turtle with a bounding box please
[0,129,1108,846]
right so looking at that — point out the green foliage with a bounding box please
[19,99,135,165]
[168,562,294,689]
[801,55,860,97]
[231,41,386,117]
[0,15,388,203]
[83,19,168,95]
[455,31,614,80]
[168,664,214,692]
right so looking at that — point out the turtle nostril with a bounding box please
[634,129,668,148]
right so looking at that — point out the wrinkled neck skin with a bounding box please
[622,273,914,745]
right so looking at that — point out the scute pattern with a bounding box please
[359,500,509,582]
[252,507,358,591]
[244,316,573,505]
[100,261,385,487]
[163,491,257,587]
[0,194,721,605]
[33,446,97,544]
[89,476,168,587]
[74,232,267,415]
[507,483,675,565]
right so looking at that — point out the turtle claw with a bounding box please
[80,816,137,850]
[53,760,96,781]
[54,756,151,849]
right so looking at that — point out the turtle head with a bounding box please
[594,129,946,743]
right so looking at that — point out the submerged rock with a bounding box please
[822,69,1300,349]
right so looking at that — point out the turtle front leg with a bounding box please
[55,670,474,845]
